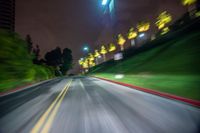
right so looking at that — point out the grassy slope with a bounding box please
[0,30,54,92]
[91,32,200,100]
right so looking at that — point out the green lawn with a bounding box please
[91,32,200,100]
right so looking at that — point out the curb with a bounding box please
[0,78,55,97]
[0,83,32,96]
[93,76,200,107]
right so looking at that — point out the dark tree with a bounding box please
[44,47,73,76]
[45,47,62,66]
[60,48,73,75]
[25,34,33,53]
[33,45,41,64]
[33,45,40,58]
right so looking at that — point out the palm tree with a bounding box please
[181,0,196,6]
[78,58,84,67]
[108,43,116,52]
[82,58,89,69]
[117,34,126,51]
[88,53,95,67]
[100,45,108,61]
[181,0,197,15]
[137,22,150,32]
[127,27,138,46]
[108,43,116,59]
[156,11,172,30]
[88,53,94,61]
[161,27,170,35]
[88,60,95,67]
[79,58,86,73]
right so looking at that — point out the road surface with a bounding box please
[0,76,200,133]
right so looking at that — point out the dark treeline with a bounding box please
[25,34,73,76]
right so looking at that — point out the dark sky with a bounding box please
[16,0,186,73]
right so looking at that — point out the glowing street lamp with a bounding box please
[102,0,108,5]
[83,46,89,52]
[139,33,145,38]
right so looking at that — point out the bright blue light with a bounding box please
[83,46,89,51]
[102,0,108,5]
[139,33,145,38]
[109,0,114,13]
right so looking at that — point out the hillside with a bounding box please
[90,31,200,100]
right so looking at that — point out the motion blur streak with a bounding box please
[40,80,72,133]
[30,80,72,133]
[0,76,200,133]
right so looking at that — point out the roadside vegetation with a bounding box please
[0,29,73,93]
[0,30,54,92]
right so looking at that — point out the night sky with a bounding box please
[16,0,186,73]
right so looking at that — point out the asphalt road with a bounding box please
[0,76,200,133]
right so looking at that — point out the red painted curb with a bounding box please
[0,83,33,96]
[94,76,200,107]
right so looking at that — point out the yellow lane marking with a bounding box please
[30,80,72,133]
[40,80,72,133]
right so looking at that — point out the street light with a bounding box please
[139,33,145,38]
[83,46,89,52]
[102,0,108,5]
